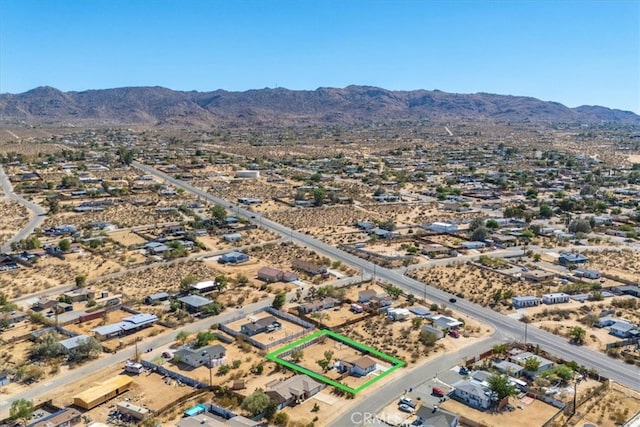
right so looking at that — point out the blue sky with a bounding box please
[1,0,639,112]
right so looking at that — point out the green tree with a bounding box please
[485,219,500,230]
[210,205,227,222]
[194,331,217,348]
[568,219,592,234]
[75,275,87,288]
[411,317,423,330]
[569,326,586,345]
[58,239,71,252]
[48,198,60,214]
[313,187,326,207]
[523,357,541,372]
[67,337,103,362]
[471,226,489,242]
[488,375,518,402]
[176,331,190,345]
[272,291,286,310]
[539,204,553,219]
[272,411,289,427]
[180,275,197,292]
[554,365,575,382]
[492,344,507,356]
[290,349,304,362]
[10,399,34,427]
[240,389,272,416]
[521,229,535,240]
[419,330,438,347]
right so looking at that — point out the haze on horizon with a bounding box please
[1,0,638,114]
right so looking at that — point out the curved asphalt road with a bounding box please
[0,165,47,252]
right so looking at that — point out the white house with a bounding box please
[426,222,458,233]
[431,315,463,330]
[542,293,570,305]
[512,296,541,309]
[387,308,410,321]
[452,379,492,409]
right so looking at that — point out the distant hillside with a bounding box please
[1,85,638,126]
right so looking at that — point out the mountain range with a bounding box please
[0,85,638,126]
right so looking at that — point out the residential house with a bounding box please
[574,269,601,280]
[240,316,281,336]
[414,406,459,427]
[369,294,394,308]
[431,315,463,331]
[175,344,226,368]
[522,270,555,282]
[558,252,589,266]
[356,221,375,231]
[222,233,242,243]
[91,313,159,340]
[291,259,327,275]
[59,335,92,353]
[30,407,81,427]
[257,267,298,283]
[609,322,639,338]
[542,293,570,305]
[336,356,377,377]
[144,241,171,255]
[615,285,640,298]
[297,297,340,315]
[0,310,28,325]
[144,292,170,305]
[426,222,458,233]
[452,379,492,409]
[191,280,220,294]
[511,352,554,371]
[460,241,486,250]
[512,296,541,309]
[387,308,410,321]
[63,288,95,302]
[266,375,325,410]
[33,297,58,311]
[492,360,525,376]
[421,325,444,340]
[358,289,377,303]
[218,251,249,264]
[178,295,214,313]
[421,244,453,257]
[369,227,396,239]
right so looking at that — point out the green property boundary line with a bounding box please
[265,329,405,394]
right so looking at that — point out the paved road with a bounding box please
[0,294,289,418]
[0,165,46,252]
[328,335,505,426]
[133,162,640,391]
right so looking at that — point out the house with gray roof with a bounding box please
[240,316,281,336]
[266,375,325,410]
[59,335,91,352]
[452,379,492,409]
[175,344,226,368]
[179,295,214,313]
[415,406,459,427]
[512,296,541,309]
[92,313,158,340]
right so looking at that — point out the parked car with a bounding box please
[398,404,415,414]
[399,397,417,408]
[449,329,460,338]
[459,366,469,375]
[432,387,446,397]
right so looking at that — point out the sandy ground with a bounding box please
[583,249,640,282]
[569,382,640,427]
[440,396,559,427]
[0,199,30,246]
[225,312,306,347]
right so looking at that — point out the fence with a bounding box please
[219,307,315,350]
[140,360,209,389]
[606,336,640,349]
